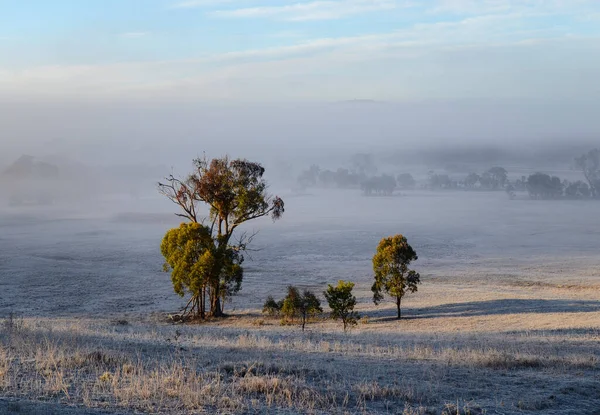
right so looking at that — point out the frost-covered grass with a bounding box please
[1,278,599,414]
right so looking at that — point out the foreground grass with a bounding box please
[2,274,600,414]
[0,300,599,415]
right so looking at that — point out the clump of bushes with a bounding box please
[262,286,322,331]
[262,296,283,316]
[263,281,361,332]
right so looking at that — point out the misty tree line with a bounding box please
[432,148,599,200]
[298,165,415,196]
[159,155,422,330]
[296,153,411,196]
[296,148,600,200]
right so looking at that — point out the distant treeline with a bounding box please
[296,149,600,200]
[297,165,416,196]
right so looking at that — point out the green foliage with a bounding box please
[262,296,282,316]
[281,286,301,322]
[160,222,243,319]
[158,155,285,317]
[372,235,421,319]
[297,290,323,331]
[161,223,213,299]
[324,280,359,332]
[272,286,323,331]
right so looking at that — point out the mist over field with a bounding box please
[2,98,600,166]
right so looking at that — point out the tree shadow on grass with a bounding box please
[504,327,600,338]
[368,299,600,321]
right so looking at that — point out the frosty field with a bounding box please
[0,189,599,414]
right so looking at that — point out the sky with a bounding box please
[1,0,600,102]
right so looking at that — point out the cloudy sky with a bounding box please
[1,0,600,102]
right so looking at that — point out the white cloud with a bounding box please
[431,0,597,15]
[210,0,402,21]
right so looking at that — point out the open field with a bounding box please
[0,190,599,413]
[1,273,599,414]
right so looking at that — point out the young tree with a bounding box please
[262,296,283,316]
[279,287,322,330]
[372,235,421,319]
[298,290,322,331]
[281,286,301,322]
[159,156,285,317]
[324,281,359,332]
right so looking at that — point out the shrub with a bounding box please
[268,287,323,330]
[262,296,282,316]
[324,281,359,332]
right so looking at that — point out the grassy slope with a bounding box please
[1,274,599,415]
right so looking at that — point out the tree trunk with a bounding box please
[200,288,206,319]
[396,296,402,320]
[211,295,224,317]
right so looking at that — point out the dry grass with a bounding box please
[0,278,599,414]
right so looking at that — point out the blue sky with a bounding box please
[1,0,600,101]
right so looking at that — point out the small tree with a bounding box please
[324,281,359,332]
[279,287,322,330]
[281,286,301,322]
[372,235,421,319]
[298,290,322,331]
[262,296,282,316]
